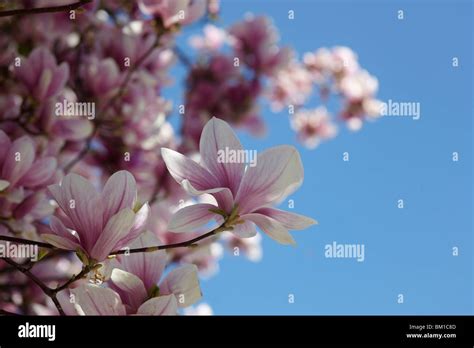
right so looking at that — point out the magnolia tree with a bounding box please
[0,0,381,315]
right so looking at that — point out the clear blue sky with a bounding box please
[166,0,473,314]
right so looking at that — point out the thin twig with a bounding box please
[0,0,92,17]
[53,266,90,293]
[110,224,228,256]
[2,258,65,316]
[0,235,56,249]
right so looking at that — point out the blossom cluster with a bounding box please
[0,0,379,315]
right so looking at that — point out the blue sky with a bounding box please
[167,0,473,314]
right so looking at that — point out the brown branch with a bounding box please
[53,266,90,293]
[110,223,229,256]
[2,258,65,316]
[0,0,92,18]
[0,235,56,249]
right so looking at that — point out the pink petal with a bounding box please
[0,130,12,162]
[255,207,317,230]
[119,231,167,291]
[101,170,137,223]
[167,203,220,233]
[199,117,245,196]
[181,180,234,213]
[17,157,57,188]
[1,136,35,187]
[136,295,178,315]
[110,269,148,311]
[235,145,304,214]
[48,174,102,251]
[242,213,296,245]
[50,215,81,244]
[120,203,150,247]
[162,147,235,212]
[41,234,81,250]
[161,147,219,194]
[52,118,93,141]
[232,220,257,238]
[71,284,126,315]
[160,264,201,307]
[90,208,135,261]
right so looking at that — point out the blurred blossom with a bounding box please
[15,47,69,101]
[138,0,206,28]
[339,70,381,131]
[184,302,214,315]
[268,59,313,111]
[229,15,291,76]
[189,24,227,52]
[80,56,123,99]
[222,232,263,262]
[291,107,338,149]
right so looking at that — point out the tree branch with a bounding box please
[0,0,92,18]
[110,224,229,256]
[0,235,56,249]
[2,258,65,316]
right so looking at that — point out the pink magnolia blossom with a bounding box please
[43,171,150,263]
[291,107,338,149]
[0,131,57,194]
[161,117,317,245]
[138,0,206,28]
[15,47,69,101]
[268,60,313,111]
[80,56,123,98]
[339,70,382,131]
[108,231,201,314]
[189,24,227,52]
[229,15,291,76]
[63,231,201,315]
[330,46,360,77]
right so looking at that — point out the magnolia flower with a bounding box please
[43,171,150,263]
[15,47,69,101]
[268,60,313,111]
[291,107,338,149]
[339,70,381,131]
[339,69,378,101]
[161,118,317,245]
[61,231,201,315]
[0,131,57,195]
[80,56,123,98]
[138,0,206,28]
[108,231,201,314]
[229,16,291,75]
